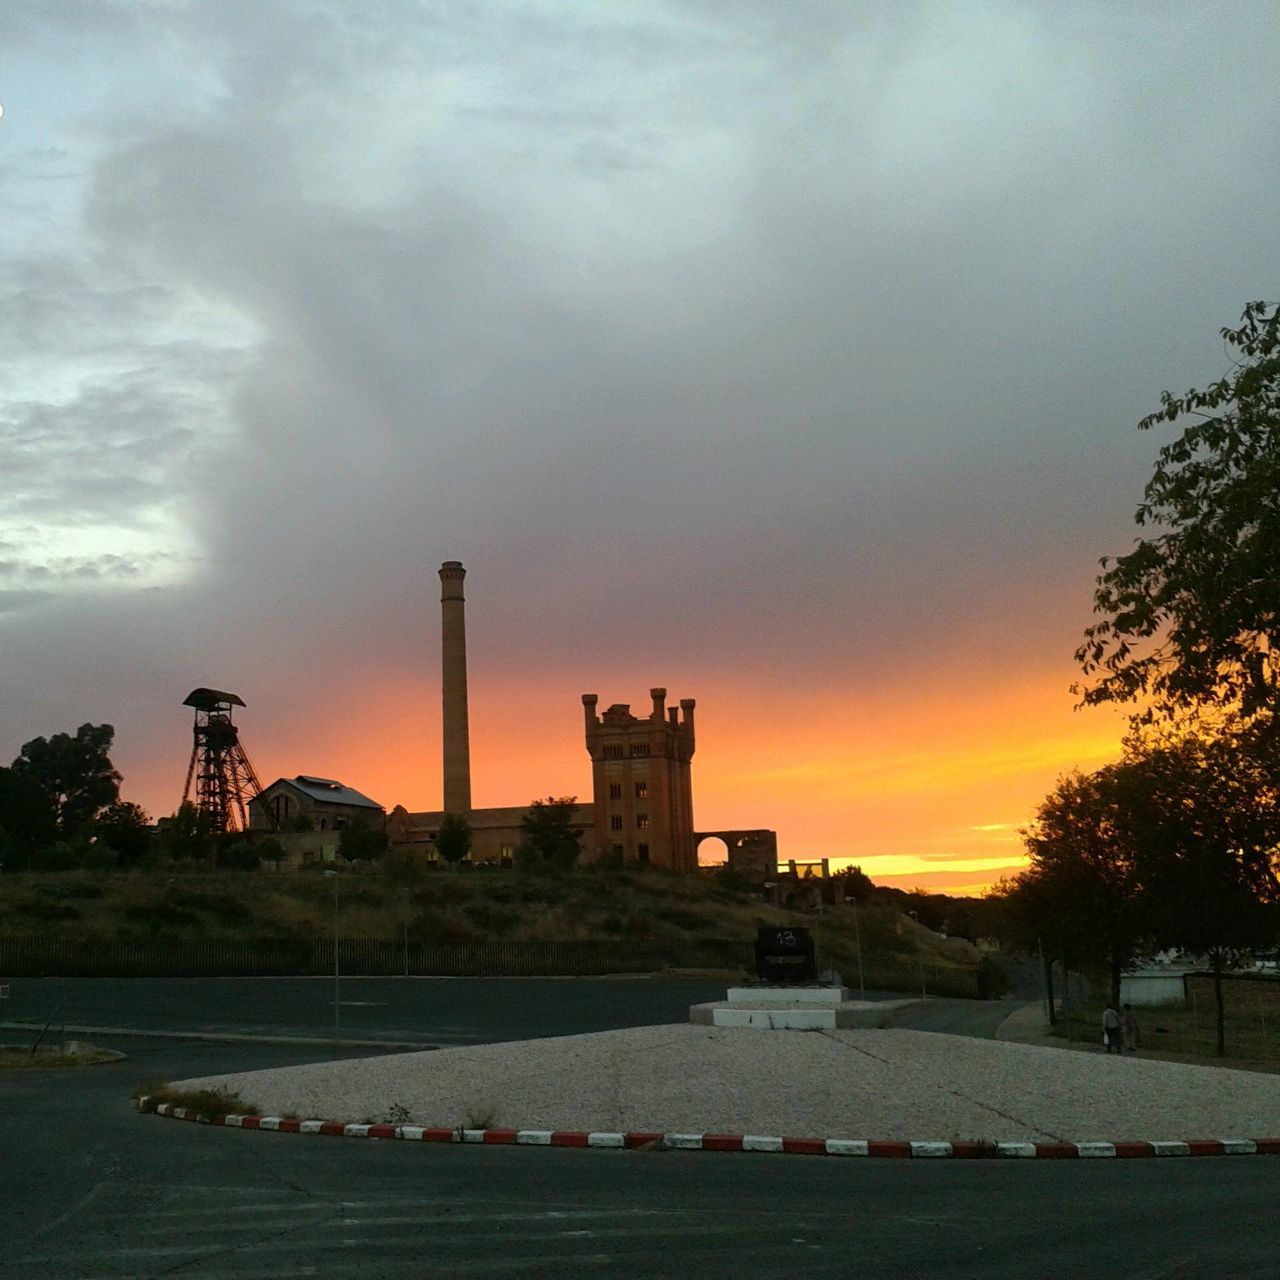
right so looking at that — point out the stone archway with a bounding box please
[696,835,729,867]
[695,829,777,884]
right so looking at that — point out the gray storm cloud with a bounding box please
[2,0,1278,818]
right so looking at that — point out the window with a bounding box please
[318,818,327,831]
[612,844,624,859]
[609,783,622,800]
[273,795,290,824]
[630,742,650,758]
[603,744,624,760]
[637,843,650,864]
[634,780,647,799]
[636,814,649,830]
[610,815,623,831]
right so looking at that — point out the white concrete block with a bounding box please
[712,1007,838,1030]
[825,1139,869,1156]
[909,1141,952,1158]
[727,986,848,1008]
[1220,1138,1257,1155]
[1075,1142,1116,1158]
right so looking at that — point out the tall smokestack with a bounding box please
[439,560,471,813]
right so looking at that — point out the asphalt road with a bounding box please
[0,975,733,1046]
[3,980,1277,1278]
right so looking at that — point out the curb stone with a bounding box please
[136,1100,1280,1160]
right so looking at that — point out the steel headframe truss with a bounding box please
[180,688,266,834]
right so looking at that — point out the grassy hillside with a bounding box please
[0,860,982,989]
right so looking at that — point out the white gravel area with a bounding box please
[177,1025,1280,1143]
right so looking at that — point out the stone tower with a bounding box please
[439,560,471,813]
[582,687,696,870]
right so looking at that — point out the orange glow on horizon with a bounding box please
[119,653,1129,898]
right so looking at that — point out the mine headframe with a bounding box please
[180,687,267,834]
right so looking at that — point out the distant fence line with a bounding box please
[0,937,754,979]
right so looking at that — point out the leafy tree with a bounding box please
[255,836,287,869]
[220,839,261,871]
[1126,722,1280,1055]
[986,871,1091,1024]
[518,796,583,869]
[0,767,59,868]
[94,801,152,867]
[831,864,875,903]
[434,812,472,866]
[1077,302,1280,718]
[1017,764,1157,1007]
[10,723,121,837]
[338,817,390,862]
[158,801,214,862]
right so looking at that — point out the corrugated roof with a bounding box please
[263,776,384,810]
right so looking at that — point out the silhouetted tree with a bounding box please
[1129,721,1280,1055]
[221,839,261,871]
[94,801,152,867]
[158,801,214,862]
[338,817,390,862]
[518,796,583,869]
[1018,763,1158,1007]
[832,864,875,902]
[10,723,121,837]
[0,767,59,869]
[255,835,287,869]
[434,812,472,866]
[1077,301,1280,718]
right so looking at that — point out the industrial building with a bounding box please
[246,559,774,876]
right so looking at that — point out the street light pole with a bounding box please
[851,897,867,1000]
[325,869,340,1043]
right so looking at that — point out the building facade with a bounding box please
[249,775,385,833]
[581,688,696,870]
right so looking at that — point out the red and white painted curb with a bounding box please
[137,1100,1280,1159]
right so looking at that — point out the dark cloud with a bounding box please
[2,1,1279,834]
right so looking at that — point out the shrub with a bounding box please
[134,1079,259,1122]
[220,841,260,872]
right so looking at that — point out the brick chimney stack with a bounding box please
[439,560,471,813]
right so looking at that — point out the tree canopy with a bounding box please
[1000,720,1280,1051]
[1016,763,1155,1007]
[9,723,121,837]
[94,800,152,867]
[337,817,390,862]
[1076,301,1280,718]
[518,796,583,868]
[434,812,472,865]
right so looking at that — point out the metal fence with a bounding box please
[0,936,754,979]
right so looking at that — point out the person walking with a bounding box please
[1102,1004,1122,1053]
[1122,1003,1140,1052]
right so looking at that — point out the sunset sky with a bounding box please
[3,2,1278,895]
